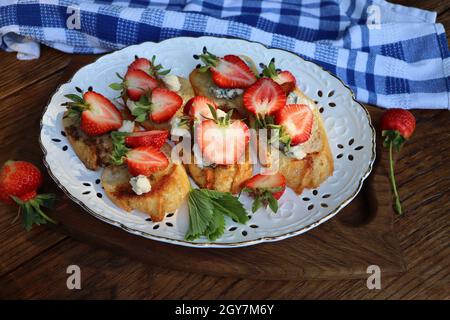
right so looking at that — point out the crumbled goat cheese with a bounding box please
[118,120,135,133]
[287,91,300,104]
[170,116,190,138]
[126,100,138,113]
[129,175,152,195]
[161,74,181,92]
[210,87,243,99]
[284,144,307,160]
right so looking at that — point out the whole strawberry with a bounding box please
[0,161,56,230]
[380,109,416,215]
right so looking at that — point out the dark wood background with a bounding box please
[0,0,449,299]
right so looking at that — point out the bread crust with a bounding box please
[101,145,191,221]
[184,148,253,194]
[62,111,114,171]
[189,68,247,115]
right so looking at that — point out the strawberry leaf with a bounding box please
[266,192,279,213]
[64,94,84,103]
[111,131,130,165]
[109,83,123,91]
[12,194,57,231]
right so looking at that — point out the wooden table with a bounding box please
[0,1,448,299]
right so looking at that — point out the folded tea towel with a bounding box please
[1,0,449,109]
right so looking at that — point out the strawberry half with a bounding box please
[125,130,169,149]
[184,96,217,121]
[275,104,313,145]
[243,78,286,116]
[80,91,123,136]
[126,146,169,176]
[261,58,297,93]
[197,48,256,88]
[124,69,159,101]
[244,172,286,213]
[128,55,171,79]
[63,89,123,136]
[128,57,152,74]
[131,88,183,123]
[196,110,250,165]
[150,88,183,123]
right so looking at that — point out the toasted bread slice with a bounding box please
[267,89,334,194]
[189,68,245,113]
[101,145,191,221]
[184,148,253,194]
[62,111,115,171]
[139,76,194,131]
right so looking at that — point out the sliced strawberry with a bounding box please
[125,130,169,149]
[210,55,256,88]
[244,172,286,213]
[275,71,296,93]
[79,91,123,136]
[275,104,313,145]
[197,49,256,88]
[124,69,159,101]
[245,172,286,200]
[196,119,249,165]
[149,88,183,123]
[128,57,152,74]
[261,59,297,93]
[126,146,169,176]
[243,78,286,116]
[184,96,217,121]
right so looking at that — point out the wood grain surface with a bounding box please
[0,1,449,299]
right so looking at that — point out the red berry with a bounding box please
[380,109,416,139]
[0,161,43,199]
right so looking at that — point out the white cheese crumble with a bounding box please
[210,87,243,99]
[161,74,181,92]
[129,175,152,195]
[117,120,135,133]
[126,99,138,113]
[287,91,316,110]
[170,116,190,138]
[284,144,307,160]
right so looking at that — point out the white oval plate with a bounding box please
[40,36,375,248]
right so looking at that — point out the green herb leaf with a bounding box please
[185,189,248,241]
[109,83,123,91]
[210,193,248,224]
[185,189,215,240]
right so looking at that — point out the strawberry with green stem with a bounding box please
[109,69,159,101]
[380,108,416,215]
[128,55,171,78]
[243,77,286,129]
[111,132,169,176]
[130,88,183,123]
[0,161,56,230]
[195,47,257,88]
[62,87,123,136]
[260,58,297,93]
[196,105,250,165]
[243,172,286,213]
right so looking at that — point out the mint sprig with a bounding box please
[185,189,248,241]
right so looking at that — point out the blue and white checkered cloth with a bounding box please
[1,0,449,109]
